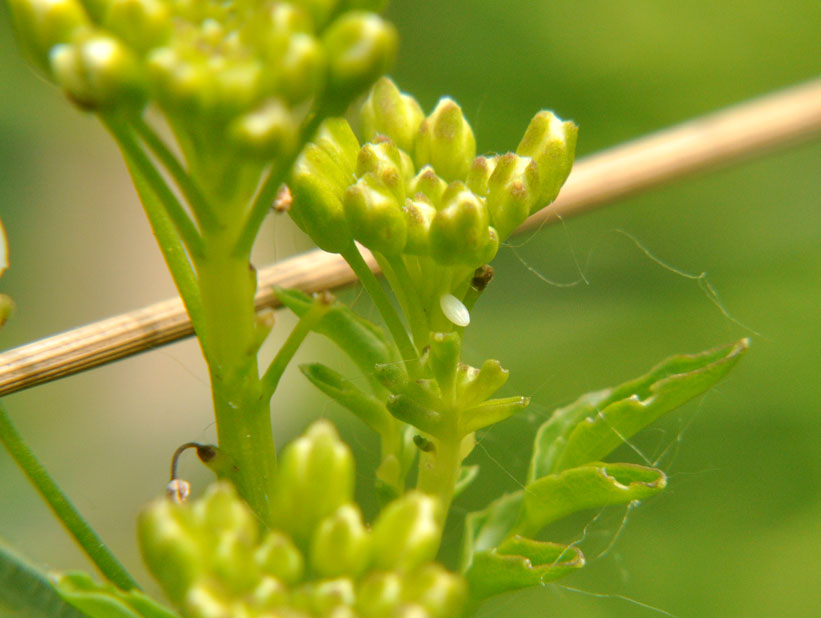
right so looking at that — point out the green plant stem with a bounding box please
[130,115,220,233]
[0,402,139,591]
[383,254,430,349]
[260,296,332,402]
[340,244,419,373]
[104,116,210,354]
[102,115,205,258]
[194,234,278,524]
[416,423,462,520]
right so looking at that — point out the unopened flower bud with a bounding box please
[402,563,467,618]
[270,420,355,545]
[278,33,327,103]
[184,581,234,618]
[211,529,261,593]
[255,531,305,585]
[137,498,205,604]
[356,141,407,203]
[415,98,476,183]
[0,295,14,329]
[322,12,397,99]
[50,33,145,109]
[229,98,298,158]
[289,143,354,253]
[402,197,436,255]
[516,110,577,209]
[250,576,289,611]
[310,504,371,578]
[371,491,441,571]
[314,117,361,180]
[104,0,171,54]
[361,77,425,153]
[192,483,259,546]
[344,173,407,255]
[312,578,356,615]
[465,155,499,197]
[486,153,539,240]
[7,0,90,73]
[429,183,491,266]
[357,571,402,617]
[408,166,448,208]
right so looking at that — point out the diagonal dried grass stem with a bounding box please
[1,79,819,397]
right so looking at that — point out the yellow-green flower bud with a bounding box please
[429,183,490,266]
[229,98,298,159]
[408,166,448,208]
[360,77,425,154]
[310,504,371,578]
[211,529,261,594]
[7,0,90,73]
[270,420,355,545]
[279,33,327,103]
[314,117,361,180]
[50,33,145,109]
[516,110,578,209]
[137,498,205,605]
[465,155,498,197]
[370,491,441,571]
[414,98,476,183]
[250,576,289,612]
[146,47,205,112]
[486,152,539,240]
[402,197,436,255]
[104,0,171,54]
[192,483,259,545]
[184,581,234,618]
[298,0,341,30]
[402,564,467,618]
[0,295,14,329]
[356,141,406,203]
[357,571,402,618]
[289,143,354,253]
[311,578,356,615]
[322,12,397,99]
[255,531,305,585]
[344,173,407,255]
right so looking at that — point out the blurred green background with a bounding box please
[1,1,819,616]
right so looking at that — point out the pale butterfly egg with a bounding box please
[440,293,470,327]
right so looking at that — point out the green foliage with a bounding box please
[1,1,753,616]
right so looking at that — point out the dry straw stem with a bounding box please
[1,79,819,396]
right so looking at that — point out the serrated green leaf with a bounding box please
[276,287,396,393]
[514,463,666,537]
[466,536,584,601]
[461,491,524,572]
[530,338,750,479]
[55,572,179,618]
[0,540,86,617]
[299,362,394,435]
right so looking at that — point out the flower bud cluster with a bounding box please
[9,0,397,155]
[138,420,466,617]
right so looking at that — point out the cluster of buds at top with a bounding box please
[289,77,576,330]
[138,421,466,618]
[8,0,396,158]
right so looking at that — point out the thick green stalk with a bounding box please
[195,229,277,524]
[416,419,462,520]
[0,402,138,591]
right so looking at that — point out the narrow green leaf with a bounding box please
[55,572,179,618]
[461,396,530,434]
[300,363,394,435]
[466,536,584,601]
[0,540,86,617]
[276,287,396,393]
[530,338,750,479]
[515,463,666,537]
